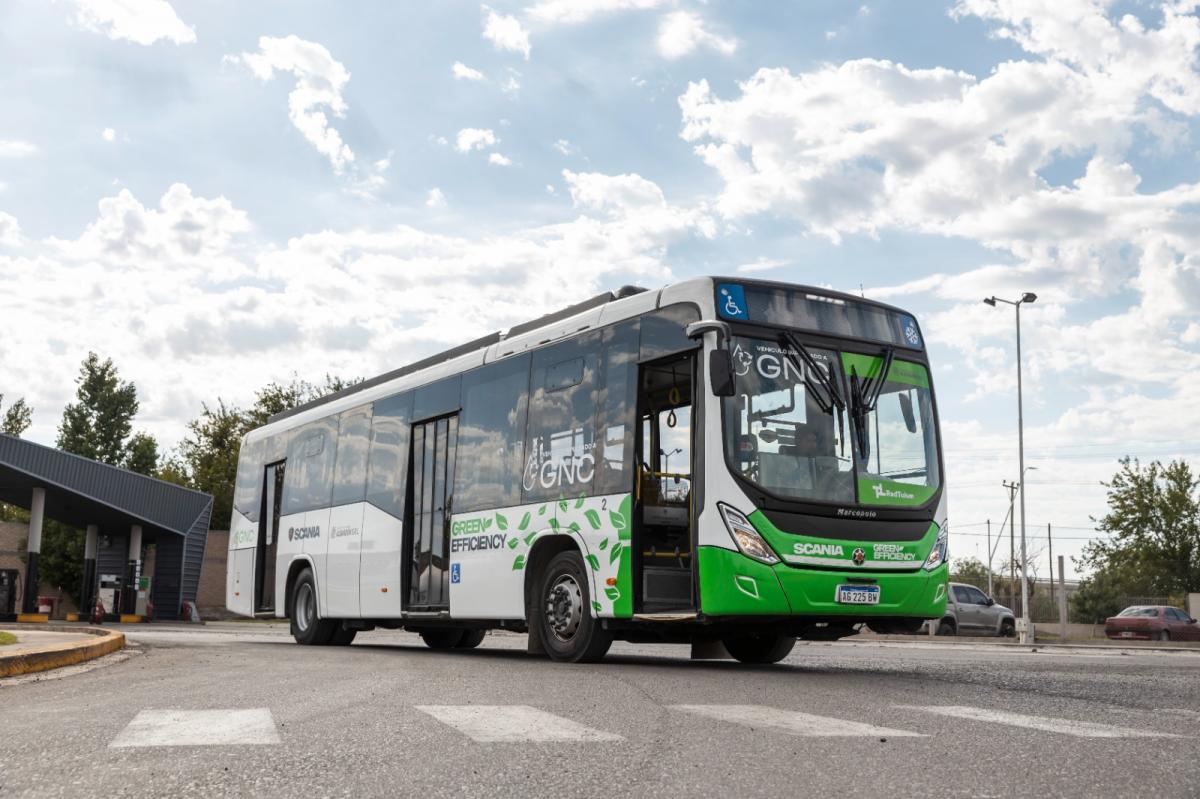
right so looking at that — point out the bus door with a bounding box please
[406,414,458,610]
[634,353,696,613]
[256,461,285,612]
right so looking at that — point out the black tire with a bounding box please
[937,619,956,636]
[535,551,612,663]
[329,626,357,646]
[723,634,796,664]
[455,629,486,649]
[418,628,466,649]
[999,619,1016,638]
[290,568,336,645]
[1158,630,1170,642]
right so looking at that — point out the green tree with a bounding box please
[0,394,33,436]
[124,431,160,476]
[57,353,139,465]
[180,400,245,528]
[949,556,994,590]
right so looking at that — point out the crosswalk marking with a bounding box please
[671,704,925,738]
[110,709,280,747]
[896,705,1181,738]
[415,705,624,742]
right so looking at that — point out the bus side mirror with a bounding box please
[710,350,736,397]
[898,392,917,433]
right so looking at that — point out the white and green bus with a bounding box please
[227,277,948,663]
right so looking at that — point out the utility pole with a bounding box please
[1047,522,1054,608]
[1002,479,1019,607]
[986,519,993,597]
[985,291,1038,644]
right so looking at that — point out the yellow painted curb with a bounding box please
[0,627,125,678]
[65,613,81,622]
[16,614,49,623]
[119,615,144,624]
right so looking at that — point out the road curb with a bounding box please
[0,625,126,677]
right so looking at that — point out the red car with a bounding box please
[1104,606,1200,641]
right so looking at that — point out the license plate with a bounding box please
[836,585,880,605]
[1120,631,1134,638]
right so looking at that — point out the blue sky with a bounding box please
[2,0,1200,576]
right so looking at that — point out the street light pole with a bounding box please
[984,292,1038,644]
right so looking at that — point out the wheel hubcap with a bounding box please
[546,574,583,642]
[296,584,313,632]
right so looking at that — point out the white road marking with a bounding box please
[897,705,1181,738]
[416,705,623,742]
[671,704,925,737]
[110,709,281,747]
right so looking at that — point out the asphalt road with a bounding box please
[2,623,1198,798]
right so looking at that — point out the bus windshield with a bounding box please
[723,336,940,508]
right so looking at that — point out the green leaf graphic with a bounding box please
[512,554,526,570]
[608,510,627,531]
[604,587,620,601]
[548,517,560,532]
[538,504,547,516]
[598,538,609,550]
[519,512,531,531]
[609,542,622,565]
[524,530,538,545]
[574,495,585,509]
[591,600,602,613]
[568,521,580,534]
[584,509,601,529]
[495,513,508,531]
[585,554,600,571]
[559,499,568,512]
[507,537,519,549]
[482,517,493,531]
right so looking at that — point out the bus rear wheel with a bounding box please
[290,568,336,645]
[535,551,612,663]
[456,629,486,649]
[418,629,465,649]
[723,634,796,664]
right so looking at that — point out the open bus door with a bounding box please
[633,353,697,613]
[255,461,285,613]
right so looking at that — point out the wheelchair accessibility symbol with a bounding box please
[451,563,461,584]
[717,284,749,320]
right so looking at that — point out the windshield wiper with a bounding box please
[779,332,846,455]
[850,345,895,461]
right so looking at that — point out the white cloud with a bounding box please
[488,152,513,166]
[657,11,737,59]
[426,188,448,208]
[0,140,37,158]
[101,127,116,142]
[65,0,195,45]
[526,0,671,25]
[736,257,788,274]
[230,35,355,174]
[482,6,531,60]
[0,212,22,247]
[1,178,711,448]
[502,69,522,95]
[553,138,575,155]
[564,169,666,213]
[452,61,486,81]
[456,127,497,152]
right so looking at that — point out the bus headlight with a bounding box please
[923,528,948,571]
[718,504,780,565]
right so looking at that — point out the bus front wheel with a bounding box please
[723,634,796,664]
[535,551,612,663]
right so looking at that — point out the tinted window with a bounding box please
[1167,608,1187,622]
[524,336,599,502]
[739,284,923,351]
[640,304,700,361]
[952,586,972,603]
[1117,606,1159,617]
[282,417,338,514]
[966,587,988,605]
[331,404,372,506]
[366,392,413,519]
[233,436,264,522]
[596,321,639,495]
[454,355,531,512]
[414,376,461,421]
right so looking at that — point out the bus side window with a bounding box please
[595,321,639,495]
[331,404,372,507]
[365,392,413,520]
[455,354,531,513]
[639,304,700,361]
[524,335,600,503]
[282,417,338,515]
[233,437,265,523]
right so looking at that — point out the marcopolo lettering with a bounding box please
[450,533,507,553]
[792,542,845,557]
[288,525,321,541]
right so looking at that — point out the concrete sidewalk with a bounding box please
[0,625,124,677]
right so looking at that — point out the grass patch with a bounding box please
[0,631,17,646]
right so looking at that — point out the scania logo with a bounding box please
[288,525,321,541]
[852,548,866,566]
